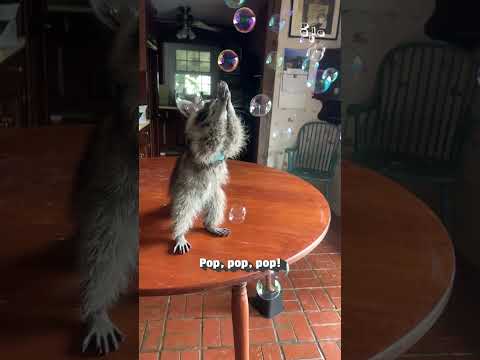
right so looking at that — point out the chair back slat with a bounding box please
[362,42,476,163]
[294,121,340,173]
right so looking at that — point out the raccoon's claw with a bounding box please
[206,227,231,237]
[82,313,124,355]
[173,237,191,254]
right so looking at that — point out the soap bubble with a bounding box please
[268,14,286,33]
[250,94,272,117]
[299,37,306,44]
[281,127,294,139]
[233,7,256,33]
[265,51,284,71]
[175,92,203,113]
[306,80,315,88]
[310,46,326,61]
[256,271,282,300]
[318,76,333,93]
[323,67,339,83]
[301,57,310,71]
[217,49,239,72]
[314,61,320,70]
[228,204,247,223]
[224,0,246,9]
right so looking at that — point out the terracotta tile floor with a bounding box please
[139,216,341,360]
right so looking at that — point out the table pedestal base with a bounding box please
[232,282,249,360]
[250,293,284,318]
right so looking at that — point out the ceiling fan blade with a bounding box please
[192,20,221,32]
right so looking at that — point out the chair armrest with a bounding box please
[285,148,297,172]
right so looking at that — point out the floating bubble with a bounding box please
[306,80,314,88]
[301,57,310,71]
[265,51,284,71]
[317,29,326,37]
[217,49,239,72]
[268,14,286,33]
[249,94,272,117]
[281,127,294,139]
[314,61,320,70]
[228,204,247,224]
[256,271,282,300]
[318,76,333,93]
[299,37,306,44]
[233,7,256,33]
[224,0,246,9]
[310,46,326,61]
[322,68,339,83]
[175,92,203,113]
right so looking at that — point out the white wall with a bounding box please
[266,0,439,216]
[267,0,341,215]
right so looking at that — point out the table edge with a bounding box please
[369,252,456,360]
[139,213,331,296]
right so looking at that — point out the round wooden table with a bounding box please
[139,157,331,360]
[342,161,455,359]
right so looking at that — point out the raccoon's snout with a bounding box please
[217,81,230,101]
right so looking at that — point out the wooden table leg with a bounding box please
[232,282,249,360]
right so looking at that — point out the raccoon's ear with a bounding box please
[176,98,197,118]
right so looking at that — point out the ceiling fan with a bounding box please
[176,6,221,40]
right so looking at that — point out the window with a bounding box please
[163,43,219,104]
[174,49,212,97]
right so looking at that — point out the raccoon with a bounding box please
[72,1,139,355]
[169,81,247,254]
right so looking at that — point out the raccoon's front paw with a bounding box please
[206,226,231,237]
[173,236,191,255]
[82,311,123,355]
[217,81,230,101]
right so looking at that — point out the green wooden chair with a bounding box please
[286,121,341,200]
[347,42,478,227]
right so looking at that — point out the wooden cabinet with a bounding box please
[139,124,151,158]
[147,107,186,156]
[0,53,26,128]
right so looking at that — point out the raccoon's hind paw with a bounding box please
[173,236,192,255]
[206,226,231,237]
[81,312,123,355]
